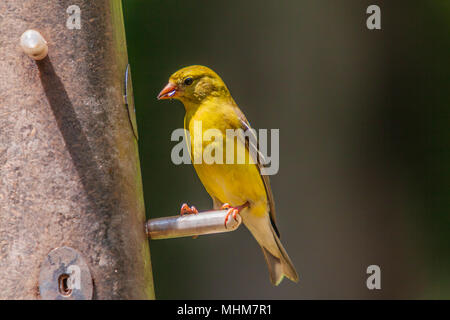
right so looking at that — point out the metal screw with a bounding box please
[20,29,48,60]
[39,247,93,300]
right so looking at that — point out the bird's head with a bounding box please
[157,65,230,107]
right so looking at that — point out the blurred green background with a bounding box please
[122,0,450,299]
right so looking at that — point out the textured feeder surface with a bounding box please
[0,0,154,299]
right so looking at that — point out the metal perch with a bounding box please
[146,210,242,240]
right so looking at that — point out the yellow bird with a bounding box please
[158,65,298,285]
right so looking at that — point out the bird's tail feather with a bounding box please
[261,226,299,286]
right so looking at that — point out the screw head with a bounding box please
[39,247,93,300]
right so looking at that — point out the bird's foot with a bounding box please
[180,203,199,238]
[220,203,232,210]
[180,203,199,216]
[221,202,249,228]
[223,208,240,228]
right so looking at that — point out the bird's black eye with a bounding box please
[184,77,193,85]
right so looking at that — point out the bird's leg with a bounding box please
[180,203,199,216]
[222,202,249,228]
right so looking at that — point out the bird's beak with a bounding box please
[157,82,178,100]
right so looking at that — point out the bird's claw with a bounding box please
[222,202,249,228]
[180,203,199,216]
[224,208,240,228]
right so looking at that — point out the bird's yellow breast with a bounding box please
[185,101,268,217]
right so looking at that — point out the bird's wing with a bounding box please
[233,107,280,237]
